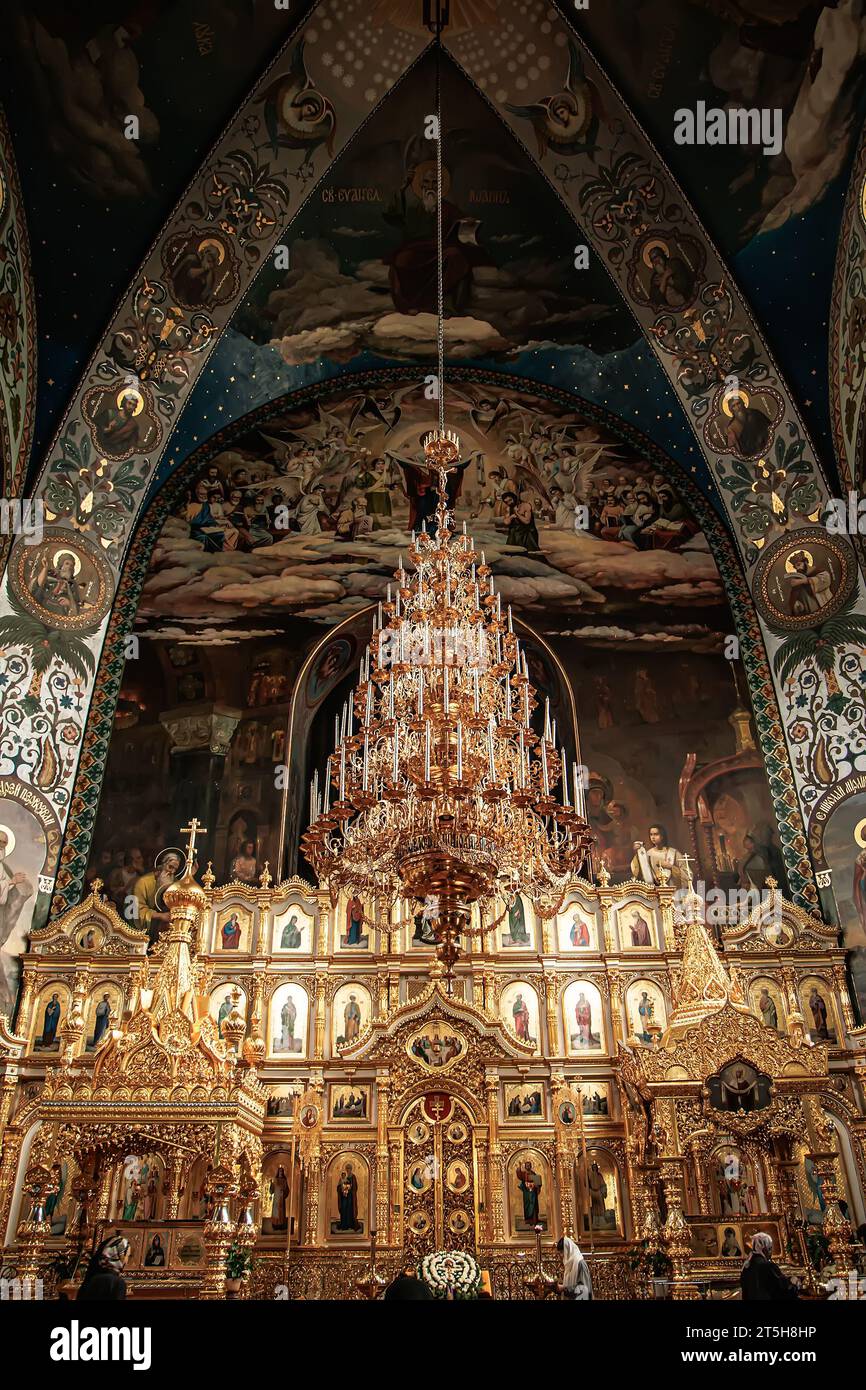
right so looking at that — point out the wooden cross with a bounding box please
[180,818,206,864]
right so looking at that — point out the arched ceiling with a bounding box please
[2,0,866,896]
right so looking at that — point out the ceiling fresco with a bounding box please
[138,374,727,651]
[1,0,310,461]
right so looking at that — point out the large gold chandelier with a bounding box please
[301,32,593,982]
[302,430,593,981]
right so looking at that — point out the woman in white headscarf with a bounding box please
[557,1235,593,1300]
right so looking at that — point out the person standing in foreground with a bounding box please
[740,1232,800,1300]
[557,1235,593,1300]
[76,1233,131,1300]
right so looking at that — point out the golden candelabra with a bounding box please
[302,430,593,984]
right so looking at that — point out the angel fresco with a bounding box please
[505,39,602,161]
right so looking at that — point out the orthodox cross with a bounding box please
[681,851,695,886]
[180,818,206,868]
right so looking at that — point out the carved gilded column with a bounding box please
[481,970,496,1016]
[659,1158,698,1299]
[249,971,266,1059]
[302,1158,322,1246]
[387,1130,402,1247]
[608,973,624,1047]
[16,1161,55,1283]
[540,914,553,955]
[687,1139,710,1216]
[165,1153,183,1221]
[549,1073,575,1237]
[832,965,856,1034]
[542,970,559,1054]
[15,968,37,1040]
[375,1069,391,1239]
[200,1167,238,1300]
[474,1131,489,1241]
[472,971,484,1011]
[484,1072,505,1243]
[313,972,327,1059]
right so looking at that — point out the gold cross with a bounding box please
[180,818,206,863]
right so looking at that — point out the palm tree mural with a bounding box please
[0,592,96,789]
[772,595,866,709]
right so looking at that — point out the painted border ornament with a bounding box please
[420,1248,481,1299]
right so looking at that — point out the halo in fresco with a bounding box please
[753,527,856,633]
[9,528,112,632]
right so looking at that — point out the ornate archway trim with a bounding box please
[829,120,866,493]
[49,368,817,916]
[0,104,37,498]
[442,3,866,834]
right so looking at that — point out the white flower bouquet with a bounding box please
[420,1249,482,1299]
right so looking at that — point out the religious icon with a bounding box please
[801,980,837,1044]
[142,1232,169,1268]
[82,381,160,461]
[712,1148,761,1217]
[446,1159,470,1194]
[408,1120,430,1146]
[85,987,117,1050]
[566,911,593,949]
[9,529,112,632]
[558,1100,577,1126]
[218,910,243,950]
[407,1159,434,1194]
[408,1025,466,1071]
[625,908,654,948]
[751,981,784,1032]
[501,893,531,948]
[499,982,540,1051]
[329,1084,370,1121]
[577,1082,610,1118]
[270,983,307,1055]
[33,989,64,1050]
[408,1211,431,1236]
[161,227,239,310]
[703,381,783,461]
[563,980,603,1054]
[330,1155,365,1236]
[719,1226,742,1258]
[628,984,665,1046]
[503,1083,545,1120]
[627,229,705,310]
[273,902,313,952]
[512,1152,547,1232]
[447,1120,468,1145]
[333,984,369,1050]
[341,894,369,949]
[707,1060,772,1113]
[448,1210,472,1236]
[691,1225,719,1258]
[268,1164,290,1233]
[754,527,855,633]
[584,1150,620,1236]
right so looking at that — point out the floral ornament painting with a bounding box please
[420,1249,481,1300]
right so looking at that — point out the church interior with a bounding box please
[2,0,866,1306]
